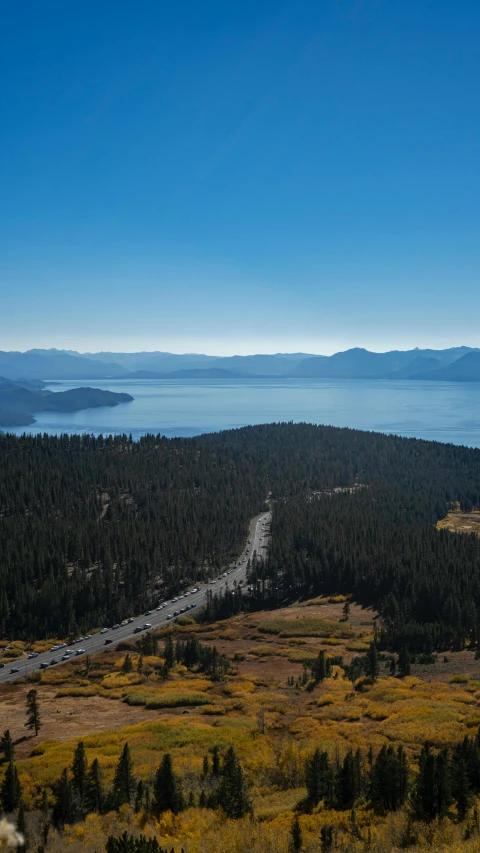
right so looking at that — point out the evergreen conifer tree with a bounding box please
[290,815,302,852]
[320,826,333,852]
[85,758,104,814]
[152,754,184,815]
[17,801,27,850]
[1,761,22,812]
[370,744,409,813]
[312,651,327,682]
[25,689,41,736]
[52,768,75,827]
[398,646,411,677]
[164,635,175,669]
[113,744,135,808]
[217,746,251,819]
[71,741,88,809]
[211,745,220,776]
[135,780,144,813]
[415,744,436,820]
[306,749,334,807]
[0,729,14,762]
[365,642,379,681]
[122,654,133,673]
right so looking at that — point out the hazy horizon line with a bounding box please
[4,343,479,359]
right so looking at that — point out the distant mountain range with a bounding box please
[0,377,133,426]
[1,346,480,383]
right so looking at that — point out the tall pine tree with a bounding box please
[152,754,184,815]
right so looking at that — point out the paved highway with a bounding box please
[0,510,271,684]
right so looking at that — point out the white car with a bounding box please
[100,628,108,634]
[75,649,85,656]
[166,614,173,619]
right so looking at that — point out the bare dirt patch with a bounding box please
[437,511,480,536]
[0,687,162,759]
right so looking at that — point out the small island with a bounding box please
[0,378,133,426]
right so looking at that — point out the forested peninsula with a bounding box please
[0,378,133,426]
[1,423,480,652]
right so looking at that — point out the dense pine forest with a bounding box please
[0,432,267,637]
[2,423,480,648]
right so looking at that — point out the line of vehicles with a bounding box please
[0,512,271,679]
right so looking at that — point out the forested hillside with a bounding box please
[0,433,267,637]
[204,424,480,652]
[2,423,480,645]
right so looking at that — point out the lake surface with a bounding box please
[8,377,480,447]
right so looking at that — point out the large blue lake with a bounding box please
[8,377,480,447]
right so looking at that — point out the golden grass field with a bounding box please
[437,509,480,537]
[3,598,480,851]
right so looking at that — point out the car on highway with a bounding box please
[0,663,4,668]
[75,649,85,655]
[62,654,70,660]
[112,624,120,630]
[145,610,151,615]
[100,628,108,634]
[133,626,143,634]
[166,614,173,619]
[50,658,59,665]
[40,662,49,669]
[143,623,152,629]
[50,645,60,651]
[127,618,134,623]
[121,620,128,626]
[104,639,113,644]
[28,652,39,659]
[10,667,19,673]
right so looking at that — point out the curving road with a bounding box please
[0,510,271,684]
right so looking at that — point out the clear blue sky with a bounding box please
[1,0,480,355]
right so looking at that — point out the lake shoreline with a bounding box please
[4,376,480,448]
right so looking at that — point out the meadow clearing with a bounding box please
[3,598,480,851]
